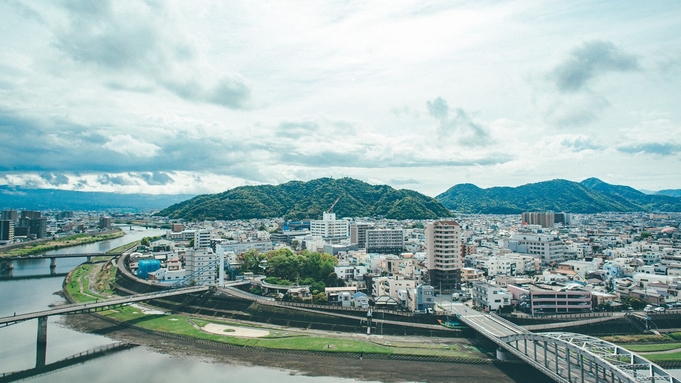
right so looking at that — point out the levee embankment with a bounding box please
[113,265,473,338]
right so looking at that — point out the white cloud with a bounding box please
[102,134,161,158]
[0,1,680,195]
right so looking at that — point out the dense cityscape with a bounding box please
[3,208,680,316]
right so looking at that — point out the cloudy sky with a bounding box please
[1,1,680,197]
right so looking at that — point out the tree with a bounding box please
[141,237,151,247]
[238,249,267,273]
[313,292,328,304]
[291,239,299,251]
[325,272,345,287]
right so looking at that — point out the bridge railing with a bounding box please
[500,332,681,383]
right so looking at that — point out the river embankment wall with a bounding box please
[113,254,472,338]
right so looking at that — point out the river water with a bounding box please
[0,226,384,383]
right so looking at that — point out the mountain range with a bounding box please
[156,177,451,220]
[435,177,681,214]
[1,177,679,217]
[0,186,193,212]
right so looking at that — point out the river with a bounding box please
[0,226,386,383]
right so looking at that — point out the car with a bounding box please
[654,307,666,313]
[644,306,654,313]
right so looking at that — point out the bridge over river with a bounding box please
[0,285,209,369]
[450,303,680,383]
[0,252,123,271]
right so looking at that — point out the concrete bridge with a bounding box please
[0,285,209,369]
[450,303,680,383]
[0,252,122,271]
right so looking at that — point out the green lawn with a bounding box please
[106,240,140,255]
[643,352,681,362]
[621,343,681,352]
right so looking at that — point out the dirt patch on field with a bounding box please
[201,323,270,338]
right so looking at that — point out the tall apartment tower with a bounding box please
[426,220,463,291]
[0,220,14,242]
[193,229,211,249]
[521,211,555,228]
[1,210,18,222]
[99,216,112,229]
[184,248,217,285]
[29,218,47,239]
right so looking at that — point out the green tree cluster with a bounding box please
[238,248,344,293]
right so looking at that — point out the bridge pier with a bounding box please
[49,258,57,268]
[86,256,92,263]
[495,347,518,361]
[36,316,47,368]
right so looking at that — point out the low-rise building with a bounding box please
[506,284,592,314]
[471,281,512,311]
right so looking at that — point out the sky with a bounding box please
[1,1,680,197]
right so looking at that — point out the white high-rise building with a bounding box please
[426,220,463,291]
[184,248,217,285]
[310,212,349,244]
[193,229,211,249]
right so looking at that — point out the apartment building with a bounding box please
[215,240,273,255]
[184,248,217,285]
[0,220,14,242]
[505,234,567,265]
[426,220,463,291]
[471,281,512,311]
[310,212,349,244]
[507,284,592,314]
[349,222,373,248]
[193,229,211,249]
[366,229,404,254]
[521,211,556,228]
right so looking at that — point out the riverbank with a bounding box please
[61,260,553,382]
[62,308,549,383]
[0,230,125,257]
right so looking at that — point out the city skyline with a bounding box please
[1,1,680,197]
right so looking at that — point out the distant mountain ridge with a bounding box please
[156,177,451,220]
[0,186,194,212]
[436,178,681,214]
[656,189,681,198]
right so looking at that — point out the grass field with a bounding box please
[620,343,681,352]
[0,231,125,257]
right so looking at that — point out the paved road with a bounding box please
[449,303,526,337]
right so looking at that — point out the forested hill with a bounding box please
[435,178,681,214]
[156,177,452,220]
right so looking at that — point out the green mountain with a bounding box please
[656,189,681,198]
[156,177,452,220]
[436,178,681,214]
